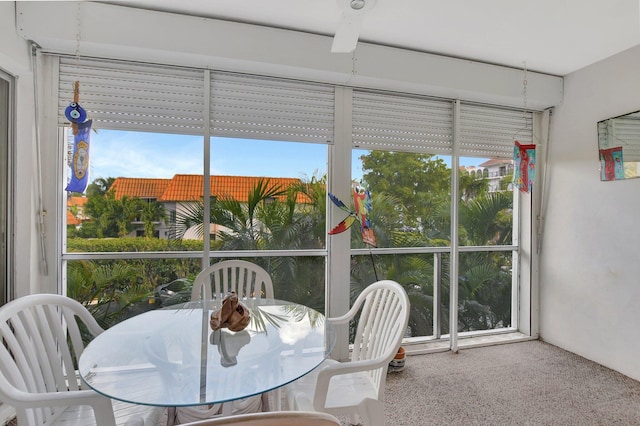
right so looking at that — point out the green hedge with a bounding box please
[66,237,209,253]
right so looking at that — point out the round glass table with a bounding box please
[79,299,335,407]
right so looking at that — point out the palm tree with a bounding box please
[110,195,141,237]
[459,191,513,246]
[173,178,285,245]
[140,200,166,238]
[457,191,514,330]
[86,177,116,196]
[215,178,286,250]
[67,260,152,329]
[171,176,328,310]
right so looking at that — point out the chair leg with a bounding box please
[90,397,117,426]
[272,389,282,411]
[220,403,233,416]
[348,413,360,425]
[260,392,271,411]
[166,407,176,426]
[359,399,384,426]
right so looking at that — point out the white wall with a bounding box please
[0,1,41,298]
[541,44,640,381]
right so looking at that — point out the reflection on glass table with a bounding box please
[78,299,335,407]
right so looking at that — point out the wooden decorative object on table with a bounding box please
[210,291,250,332]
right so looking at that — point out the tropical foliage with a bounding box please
[67,153,515,336]
[70,178,166,239]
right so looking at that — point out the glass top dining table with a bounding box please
[78,298,335,407]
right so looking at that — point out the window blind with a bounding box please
[210,72,335,144]
[57,55,534,158]
[352,90,454,154]
[459,103,533,159]
[57,57,206,135]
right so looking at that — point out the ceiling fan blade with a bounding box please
[331,14,363,53]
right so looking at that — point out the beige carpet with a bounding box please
[7,340,639,426]
[383,340,640,426]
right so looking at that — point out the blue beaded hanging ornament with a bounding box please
[64,81,87,134]
[64,3,92,194]
[64,79,92,193]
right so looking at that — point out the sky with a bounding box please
[85,130,328,181]
[81,129,487,184]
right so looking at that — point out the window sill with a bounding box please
[403,331,535,355]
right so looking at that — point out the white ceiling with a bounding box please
[102,0,640,76]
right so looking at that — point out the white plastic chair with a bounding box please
[174,261,274,425]
[178,410,341,425]
[286,280,410,426]
[0,293,164,426]
[190,260,274,301]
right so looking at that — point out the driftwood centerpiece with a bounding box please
[209,291,250,332]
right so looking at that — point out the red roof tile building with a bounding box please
[74,174,311,239]
[108,175,308,203]
[67,196,90,227]
[109,178,172,200]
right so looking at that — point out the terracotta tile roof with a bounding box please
[67,196,88,207]
[159,175,203,202]
[67,196,90,222]
[67,210,81,225]
[159,175,309,203]
[109,178,172,200]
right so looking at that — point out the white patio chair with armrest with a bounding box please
[286,280,410,426]
[174,261,274,425]
[0,293,164,426]
[190,260,274,301]
[178,411,341,426]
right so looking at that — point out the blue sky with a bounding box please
[86,130,328,181]
[84,129,486,183]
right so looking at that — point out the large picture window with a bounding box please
[56,55,536,350]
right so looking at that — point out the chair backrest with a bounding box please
[191,260,274,301]
[179,410,341,425]
[0,293,105,425]
[346,280,410,394]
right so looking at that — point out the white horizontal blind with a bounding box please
[352,90,454,154]
[56,55,534,158]
[598,115,640,162]
[210,72,335,144]
[459,103,533,159]
[57,57,206,134]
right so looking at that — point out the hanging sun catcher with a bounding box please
[328,181,377,247]
[65,3,92,194]
[513,141,536,193]
[512,62,536,194]
[64,82,92,194]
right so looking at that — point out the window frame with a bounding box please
[52,56,539,355]
[0,68,14,307]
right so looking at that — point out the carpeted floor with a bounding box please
[383,340,640,426]
[6,340,640,425]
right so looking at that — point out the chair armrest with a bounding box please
[7,388,116,426]
[312,357,388,410]
[327,282,386,326]
[326,315,350,326]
